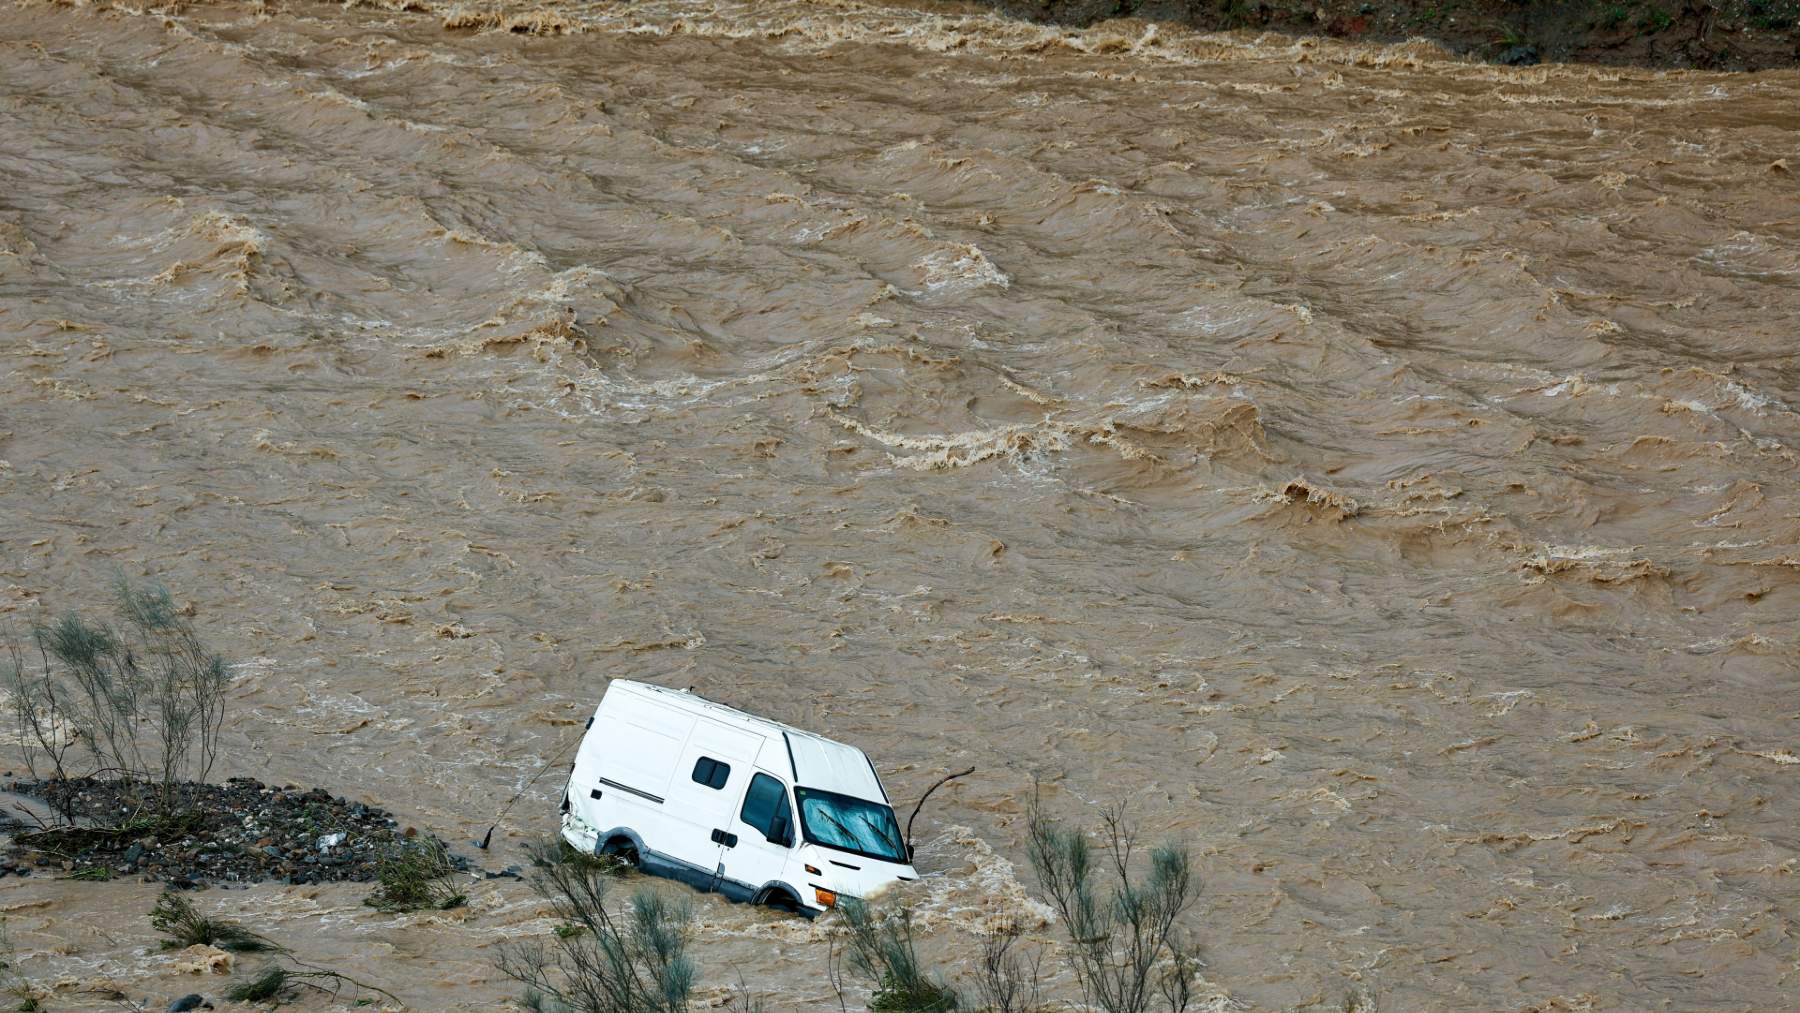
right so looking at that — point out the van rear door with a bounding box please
[594,692,690,803]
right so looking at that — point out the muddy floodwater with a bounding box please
[2,0,1798,1008]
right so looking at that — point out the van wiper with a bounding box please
[815,808,861,844]
[854,813,899,852]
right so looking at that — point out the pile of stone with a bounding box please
[1,776,462,887]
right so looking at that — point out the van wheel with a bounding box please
[764,891,801,915]
[601,838,640,869]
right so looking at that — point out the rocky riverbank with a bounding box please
[973,0,1800,69]
[1,777,464,888]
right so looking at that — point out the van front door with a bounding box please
[722,770,796,903]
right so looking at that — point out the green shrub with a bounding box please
[151,892,279,953]
[363,838,466,913]
[226,966,289,1002]
[837,898,958,1012]
[224,962,401,1006]
[496,840,695,1013]
[1027,804,1199,1013]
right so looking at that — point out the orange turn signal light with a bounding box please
[814,887,837,908]
[805,864,821,875]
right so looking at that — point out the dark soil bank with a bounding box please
[973,0,1800,68]
[1,777,459,887]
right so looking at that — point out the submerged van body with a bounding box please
[559,680,918,916]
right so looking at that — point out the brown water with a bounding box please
[2,0,1798,1008]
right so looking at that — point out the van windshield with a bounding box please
[793,787,907,864]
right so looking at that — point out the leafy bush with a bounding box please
[496,840,695,1013]
[837,897,958,1012]
[2,577,228,814]
[363,838,466,912]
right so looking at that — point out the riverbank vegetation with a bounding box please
[980,0,1800,70]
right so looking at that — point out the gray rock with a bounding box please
[1499,44,1540,67]
[167,995,212,1012]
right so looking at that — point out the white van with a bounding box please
[559,680,919,916]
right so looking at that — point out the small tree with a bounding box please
[836,897,958,1012]
[1027,804,1199,1013]
[2,577,228,811]
[1,633,78,822]
[496,841,695,1013]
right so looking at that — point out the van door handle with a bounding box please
[710,828,738,848]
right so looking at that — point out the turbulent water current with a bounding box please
[2,0,1798,1008]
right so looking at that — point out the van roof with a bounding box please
[608,680,889,804]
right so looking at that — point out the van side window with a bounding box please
[739,772,793,844]
[691,756,730,790]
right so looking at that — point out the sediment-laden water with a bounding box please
[2,0,1797,1008]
